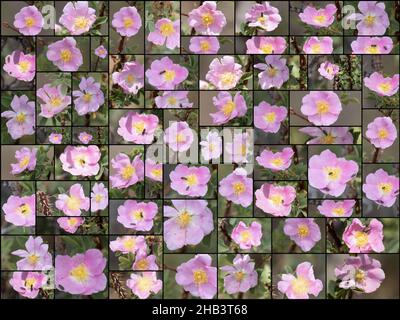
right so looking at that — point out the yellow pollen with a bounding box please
[321,133,335,144]
[67,218,78,226]
[378,182,392,194]
[332,207,345,216]
[25,17,35,27]
[121,164,135,180]
[60,49,72,63]
[19,156,30,168]
[123,238,136,250]
[97,49,105,55]
[270,157,284,167]
[297,224,309,238]
[185,174,198,186]
[75,155,87,167]
[15,112,26,123]
[258,16,266,23]
[202,13,214,26]
[126,74,135,84]
[324,166,341,181]
[167,96,177,105]
[24,277,36,288]
[95,194,103,203]
[123,17,133,28]
[326,67,333,74]
[267,67,278,77]
[18,60,30,73]
[66,196,81,211]
[377,128,388,139]
[208,143,215,152]
[240,230,252,242]
[366,45,379,54]
[316,100,329,114]
[291,276,310,295]
[27,254,39,265]
[177,210,192,227]
[221,72,235,85]
[264,112,276,123]
[270,194,284,206]
[50,97,62,107]
[261,44,273,54]
[355,270,365,283]
[378,82,391,93]
[240,144,247,156]
[163,70,176,82]
[135,258,149,270]
[364,15,375,26]
[235,271,245,281]
[176,133,186,143]
[311,43,321,54]
[222,100,235,116]
[151,168,162,177]
[354,231,369,248]
[160,22,175,37]
[232,181,246,195]
[133,121,145,133]
[137,276,153,291]
[132,210,144,221]
[17,204,31,216]
[200,40,210,52]
[82,93,92,103]
[193,269,208,285]
[313,15,326,24]
[74,16,89,29]
[70,263,90,282]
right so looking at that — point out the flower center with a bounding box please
[163,69,176,82]
[311,43,321,54]
[378,82,391,93]
[267,67,278,77]
[19,155,30,168]
[232,181,246,195]
[133,121,145,134]
[264,112,276,123]
[121,164,135,180]
[355,269,365,283]
[378,182,392,194]
[221,72,235,85]
[16,112,26,123]
[132,209,144,221]
[261,44,273,54]
[28,254,39,265]
[185,174,198,186]
[177,210,192,227]
[354,231,369,248]
[167,96,177,105]
[60,49,72,63]
[24,277,37,288]
[291,276,310,295]
[365,45,379,54]
[222,100,235,116]
[270,194,284,206]
[137,277,153,291]
[67,218,78,226]
[202,13,214,26]
[364,15,375,26]
[258,16,266,24]
[97,49,105,55]
[270,157,284,167]
[160,22,175,36]
[176,132,186,143]
[151,168,162,178]
[82,93,92,103]
[126,74,135,84]
[377,128,388,139]
[200,40,210,52]
[332,207,345,216]
[235,271,246,281]
[193,269,208,285]
[17,203,31,216]
[50,97,62,107]
[18,60,30,73]
[324,166,341,181]
[240,230,252,242]
[313,14,326,24]
[67,196,81,211]
[74,16,90,29]
[135,258,149,270]
[123,238,136,250]
[297,224,309,238]
[70,263,90,282]
[25,17,35,27]
[316,100,329,114]
[74,155,87,167]
[321,133,335,144]
[95,194,103,203]
[123,17,133,28]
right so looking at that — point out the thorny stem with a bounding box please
[289,108,313,125]
[224,200,232,217]
[164,265,177,272]
[372,147,381,163]
[110,272,127,299]
[117,36,126,54]
[327,221,343,250]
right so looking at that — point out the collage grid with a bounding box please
[0,1,399,300]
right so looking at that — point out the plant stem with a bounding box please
[372,147,381,163]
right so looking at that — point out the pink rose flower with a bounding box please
[255,55,289,89]
[364,72,399,96]
[362,169,399,207]
[210,91,247,125]
[308,149,359,197]
[117,200,158,231]
[57,217,85,234]
[148,18,180,49]
[303,36,333,54]
[254,101,287,133]
[12,236,52,271]
[109,236,147,255]
[220,254,258,295]
[91,182,108,212]
[3,50,35,82]
[59,1,96,35]
[127,272,162,299]
[219,168,253,207]
[205,56,243,90]
[170,164,211,197]
[117,111,159,144]
[1,94,35,140]
[145,159,163,182]
[299,4,337,28]
[110,153,144,189]
[112,6,142,37]
[94,45,107,59]
[10,147,37,175]
[60,145,101,177]
[78,132,93,144]
[351,36,393,54]
[37,84,71,118]
[200,131,222,160]
[224,132,253,164]
[246,36,287,54]
[255,183,296,217]
[283,218,321,252]
[2,195,35,227]
[366,116,397,149]
[13,5,44,36]
[145,57,188,90]
[49,133,63,144]
[73,76,104,115]
[164,121,194,152]
[256,147,294,171]
[133,253,159,271]
[55,249,107,295]
[343,218,385,253]
[231,221,262,250]
[299,127,353,144]
[189,36,220,54]
[164,200,214,250]
[318,61,340,80]
[347,1,389,36]
[245,1,281,31]
[55,183,90,216]
[112,61,144,94]
[175,254,217,299]
[335,254,385,293]
[9,272,47,299]
[46,37,83,71]
[278,262,323,299]
[317,199,356,217]
[154,91,193,108]
[300,91,342,126]
[188,1,226,35]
